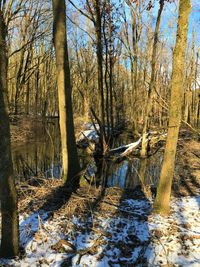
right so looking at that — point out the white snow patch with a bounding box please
[0,196,199,266]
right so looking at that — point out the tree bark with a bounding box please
[52,0,80,182]
[154,0,191,215]
[141,0,164,157]
[94,0,106,152]
[0,10,19,257]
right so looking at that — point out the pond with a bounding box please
[11,118,163,189]
[12,118,62,180]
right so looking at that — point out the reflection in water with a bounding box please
[97,153,162,190]
[86,151,163,190]
[12,119,163,190]
[12,119,62,181]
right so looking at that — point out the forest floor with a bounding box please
[0,180,200,267]
[2,120,200,266]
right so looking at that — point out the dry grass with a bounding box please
[17,176,125,221]
[17,178,63,213]
[53,186,123,221]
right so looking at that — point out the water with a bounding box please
[11,118,163,189]
[12,119,62,181]
[82,155,162,189]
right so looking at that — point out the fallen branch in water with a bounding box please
[108,138,142,156]
[108,132,167,158]
[121,138,142,157]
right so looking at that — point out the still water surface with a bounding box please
[12,119,163,189]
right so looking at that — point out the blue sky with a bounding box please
[68,0,200,49]
[190,0,200,42]
[152,0,200,46]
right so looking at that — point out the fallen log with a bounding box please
[121,138,142,157]
[108,132,167,158]
[108,137,142,156]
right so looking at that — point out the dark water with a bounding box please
[12,119,62,181]
[12,118,163,189]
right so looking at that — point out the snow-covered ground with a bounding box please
[0,195,200,267]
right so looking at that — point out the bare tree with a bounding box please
[0,0,23,257]
[141,0,164,157]
[154,0,191,215]
[52,0,80,182]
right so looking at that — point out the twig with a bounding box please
[76,235,104,265]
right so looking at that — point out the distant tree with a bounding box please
[154,0,191,215]
[141,0,164,157]
[52,0,80,182]
[69,0,117,152]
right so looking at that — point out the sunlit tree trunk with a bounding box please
[52,0,80,182]
[154,0,191,215]
[0,10,19,257]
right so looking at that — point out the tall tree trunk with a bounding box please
[108,0,114,136]
[52,0,80,182]
[141,0,164,157]
[0,11,19,257]
[154,0,191,215]
[103,16,110,139]
[95,0,105,152]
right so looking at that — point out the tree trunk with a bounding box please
[108,0,114,136]
[95,0,106,152]
[141,0,164,157]
[154,0,191,215]
[0,11,19,257]
[52,0,80,182]
[25,81,30,115]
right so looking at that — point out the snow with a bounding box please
[121,137,142,156]
[77,123,112,144]
[78,123,100,143]
[78,129,99,143]
[109,137,142,154]
[0,195,200,266]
